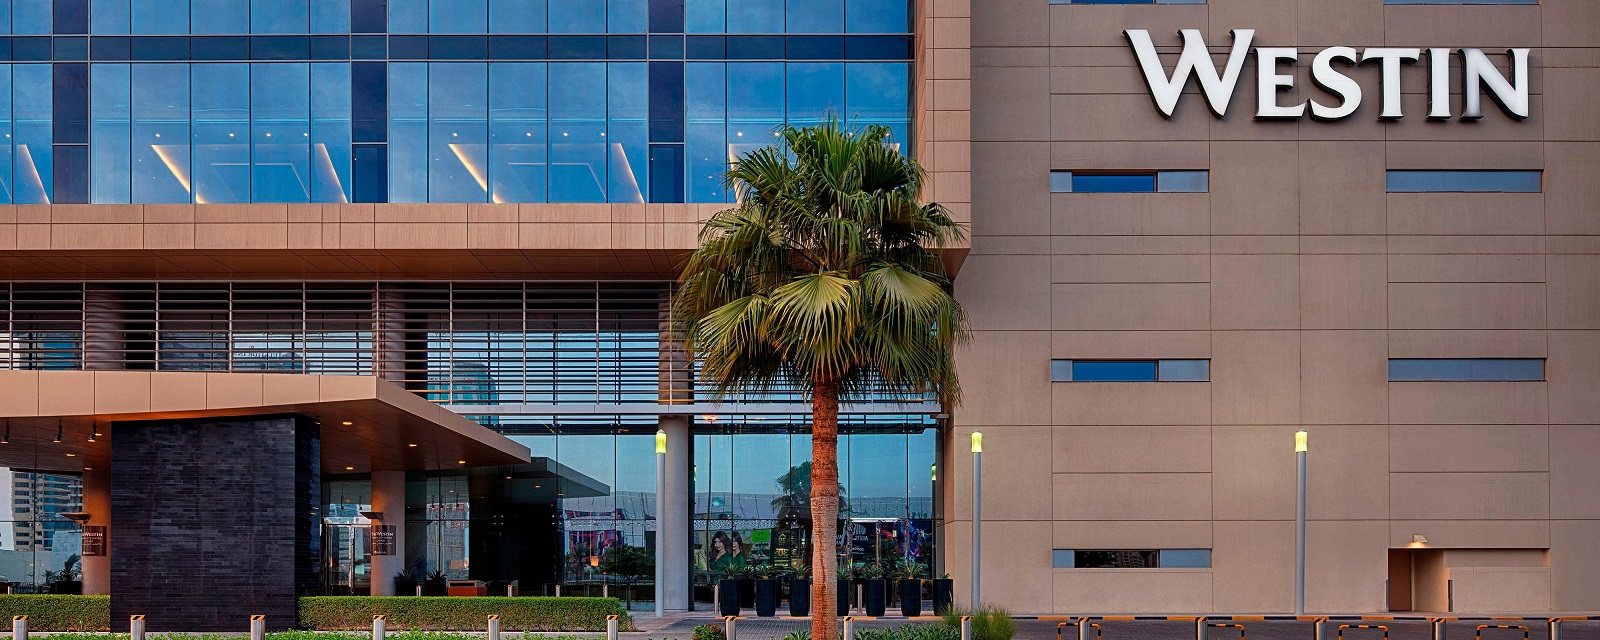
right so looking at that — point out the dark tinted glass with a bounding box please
[609,35,647,58]
[352,62,387,143]
[55,0,91,34]
[92,37,133,60]
[1076,551,1159,568]
[845,35,912,59]
[727,35,783,59]
[54,37,89,60]
[650,0,686,32]
[649,145,684,203]
[131,37,188,60]
[389,35,428,58]
[53,145,90,204]
[685,35,725,59]
[649,34,684,58]
[649,62,685,142]
[430,36,488,59]
[547,35,605,59]
[15,37,53,61]
[352,0,388,33]
[192,37,249,60]
[786,35,843,60]
[252,36,309,60]
[310,35,350,59]
[1073,173,1156,192]
[352,144,388,203]
[1072,361,1158,382]
[53,64,90,144]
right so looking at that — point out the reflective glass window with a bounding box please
[1388,358,1546,382]
[684,62,725,203]
[489,62,547,203]
[1157,359,1210,382]
[388,62,427,202]
[490,0,546,33]
[194,0,248,33]
[431,0,487,33]
[610,0,647,33]
[548,62,606,202]
[1158,170,1208,192]
[786,62,843,130]
[0,2,11,34]
[787,0,841,33]
[685,0,723,33]
[849,433,907,517]
[13,64,52,204]
[0,66,12,204]
[608,62,647,203]
[726,0,780,33]
[726,62,781,159]
[251,63,311,202]
[310,0,349,32]
[1385,170,1541,193]
[13,0,50,34]
[429,62,489,203]
[1161,549,1212,568]
[846,0,909,32]
[310,62,351,203]
[1072,360,1157,382]
[130,63,188,202]
[132,0,187,33]
[1073,173,1155,193]
[389,0,426,33]
[91,0,131,33]
[192,63,249,203]
[91,63,132,203]
[845,62,908,147]
[253,0,311,33]
[549,0,604,33]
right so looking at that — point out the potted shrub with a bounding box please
[932,572,955,615]
[836,563,853,615]
[754,565,779,617]
[789,564,812,617]
[861,562,887,616]
[422,569,448,596]
[897,559,927,617]
[393,569,419,596]
[717,570,741,616]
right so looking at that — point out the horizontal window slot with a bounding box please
[1388,358,1545,382]
[1051,170,1208,193]
[1053,549,1213,568]
[1385,170,1541,193]
[1051,359,1209,382]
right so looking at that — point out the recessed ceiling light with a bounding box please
[408,443,418,447]
[345,466,354,471]
[65,453,76,457]
[458,460,467,465]
[341,421,353,426]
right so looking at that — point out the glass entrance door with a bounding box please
[322,523,372,595]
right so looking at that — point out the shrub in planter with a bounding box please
[0,595,109,631]
[296,596,632,632]
[716,577,741,617]
[939,605,1016,640]
[931,574,954,615]
[753,567,778,617]
[692,623,727,640]
[860,563,886,617]
[836,564,852,615]
[895,559,927,617]
[421,571,448,597]
[788,565,811,618]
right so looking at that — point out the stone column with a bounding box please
[658,415,691,612]
[369,470,407,596]
[81,467,110,595]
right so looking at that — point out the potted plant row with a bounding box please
[895,559,927,617]
[789,564,812,617]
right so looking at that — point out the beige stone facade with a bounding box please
[945,0,1600,615]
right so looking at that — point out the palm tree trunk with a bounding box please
[810,378,841,640]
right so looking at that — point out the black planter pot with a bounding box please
[422,579,447,596]
[393,578,417,595]
[754,579,779,617]
[932,578,954,615]
[718,578,741,616]
[837,578,852,614]
[863,578,887,616]
[900,579,922,617]
[789,578,812,617]
[739,578,756,607]
[48,581,81,595]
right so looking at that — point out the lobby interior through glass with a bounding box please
[321,415,939,606]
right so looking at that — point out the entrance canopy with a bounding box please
[0,371,530,473]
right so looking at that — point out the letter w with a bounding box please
[1124,28,1255,118]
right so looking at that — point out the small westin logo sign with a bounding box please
[1124,29,1530,122]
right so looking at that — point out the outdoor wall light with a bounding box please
[970,431,982,453]
[1295,430,1308,453]
[1412,534,1428,546]
[361,511,384,522]
[61,512,90,524]
[656,429,667,454]
[53,422,63,443]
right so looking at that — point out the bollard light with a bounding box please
[1295,429,1309,616]
[655,428,667,618]
[656,429,667,454]
[970,431,982,453]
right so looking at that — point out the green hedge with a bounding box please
[0,595,110,631]
[297,596,633,632]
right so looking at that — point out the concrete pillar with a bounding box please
[658,415,691,612]
[81,467,110,595]
[369,470,407,596]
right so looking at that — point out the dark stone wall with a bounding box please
[110,415,320,631]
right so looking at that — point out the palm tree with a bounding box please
[675,118,967,640]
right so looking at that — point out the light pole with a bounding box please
[656,429,667,618]
[971,431,983,609]
[1295,429,1307,616]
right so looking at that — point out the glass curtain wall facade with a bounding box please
[0,0,911,204]
[0,442,86,593]
[3,281,938,598]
